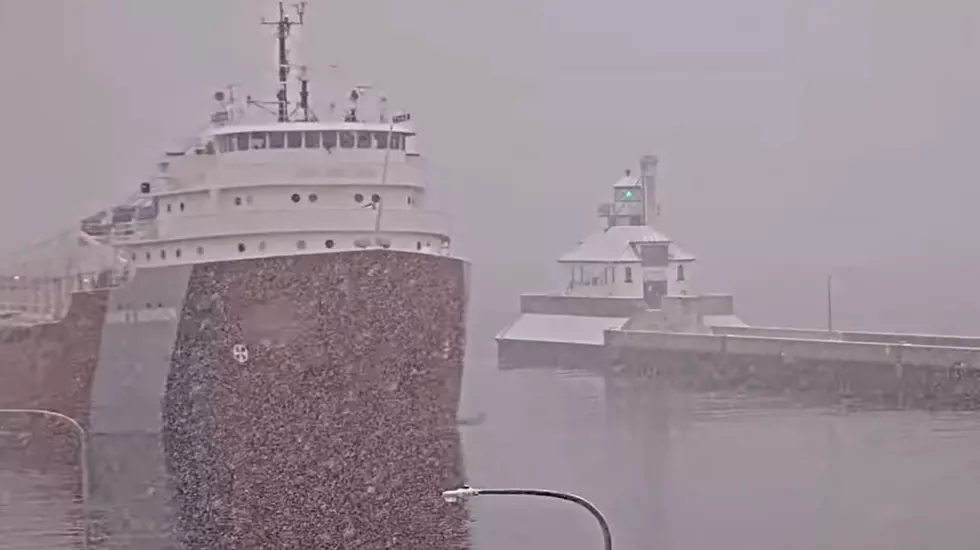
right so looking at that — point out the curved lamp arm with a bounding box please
[442,486,612,550]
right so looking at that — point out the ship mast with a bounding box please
[262,1,306,123]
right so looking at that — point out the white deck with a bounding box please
[496,313,630,346]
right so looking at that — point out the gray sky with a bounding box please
[2,0,980,355]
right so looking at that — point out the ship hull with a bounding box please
[163,250,471,549]
[2,249,471,550]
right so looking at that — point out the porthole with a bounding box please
[157,302,163,308]
[354,193,364,203]
[371,193,381,203]
[146,303,152,309]
[309,193,318,203]
[237,243,246,253]
[258,241,267,252]
[234,196,242,206]
[196,246,204,255]
[297,240,307,250]
[291,193,301,203]
[325,239,335,249]
[176,249,182,258]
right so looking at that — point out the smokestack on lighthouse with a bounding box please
[640,154,659,228]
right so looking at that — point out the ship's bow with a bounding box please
[163,250,471,549]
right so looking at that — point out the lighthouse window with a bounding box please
[304,131,321,149]
[374,132,389,149]
[356,131,372,149]
[268,131,285,149]
[250,132,267,149]
[287,131,303,148]
[322,131,337,149]
[389,133,403,150]
[235,133,249,151]
[339,131,355,149]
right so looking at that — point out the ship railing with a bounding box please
[0,268,130,325]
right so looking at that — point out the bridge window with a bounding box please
[250,132,267,149]
[392,133,406,150]
[323,131,337,150]
[339,131,355,148]
[268,131,285,149]
[287,131,303,148]
[304,131,321,148]
[356,131,372,149]
[375,132,389,149]
[235,133,249,151]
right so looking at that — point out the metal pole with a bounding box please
[442,486,613,550]
[826,273,833,333]
[0,408,89,550]
[374,119,395,234]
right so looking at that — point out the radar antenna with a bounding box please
[262,1,307,122]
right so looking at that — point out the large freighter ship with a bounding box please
[0,3,471,548]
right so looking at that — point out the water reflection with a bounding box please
[462,365,980,550]
[5,365,980,550]
[0,460,80,550]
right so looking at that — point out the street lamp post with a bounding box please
[0,408,89,550]
[442,486,613,550]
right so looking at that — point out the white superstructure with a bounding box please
[0,1,453,323]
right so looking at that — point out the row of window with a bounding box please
[212,130,406,154]
[164,192,414,213]
[131,238,433,263]
[569,264,685,287]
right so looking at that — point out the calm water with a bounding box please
[5,365,980,549]
[0,460,80,550]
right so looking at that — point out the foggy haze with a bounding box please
[3,2,980,548]
[3,1,980,353]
